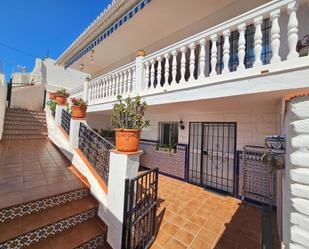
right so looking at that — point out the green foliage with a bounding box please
[262,152,285,172]
[46,100,57,112]
[100,129,115,138]
[71,97,87,107]
[56,88,70,97]
[111,95,150,130]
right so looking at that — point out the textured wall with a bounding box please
[0,74,7,140]
[283,95,309,249]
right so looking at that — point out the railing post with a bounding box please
[134,55,145,95]
[69,118,87,150]
[55,104,65,127]
[106,150,142,249]
[83,76,90,102]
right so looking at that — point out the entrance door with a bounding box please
[188,122,237,194]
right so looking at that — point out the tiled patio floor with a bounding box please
[0,139,85,209]
[153,175,280,249]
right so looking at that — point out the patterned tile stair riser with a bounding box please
[74,234,106,249]
[0,188,89,222]
[0,209,96,249]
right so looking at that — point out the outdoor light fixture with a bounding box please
[179,120,185,130]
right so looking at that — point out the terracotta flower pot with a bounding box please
[71,105,87,118]
[55,95,68,105]
[48,92,56,100]
[115,129,141,152]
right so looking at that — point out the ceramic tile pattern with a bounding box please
[152,175,280,249]
[0,139,85,209]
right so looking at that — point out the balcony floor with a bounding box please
[0,139,85,209]
[153,175,280,249]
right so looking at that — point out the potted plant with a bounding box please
[262,135,286,171]
[55,88,70,105]
[70,97,87,118]
[48,91,56,100]
[156,143,177,155]
[46,100,57,116]
[112,95,150,152]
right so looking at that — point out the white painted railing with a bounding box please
[87,62,136,104]
[70,84,83,99]
[79,0,307,106]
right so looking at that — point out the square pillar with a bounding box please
[69,118,87,149]
[55,105,65,126]
[134,56,145,94]
[106,150,142,249]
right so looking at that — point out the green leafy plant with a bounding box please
[71,97,87,107]
[262,152,285,172]
[56,88,70,97]
[46,100,57,112]
[156,143,177,155]
[100,129,115,138]
[111,95,150,130]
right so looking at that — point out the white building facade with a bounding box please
[55,0,309,248]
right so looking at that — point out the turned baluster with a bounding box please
[270,9,281,63]
[145,61,150,89]
[150,59,156,88]
[111,75,115,97]
[157,56,162,87]
[123,70,128,94]
[171,50,178,84]
[287,1,299,60]
[237,23,246,71]
[253,16,263,67]
[179,46,187,83]
[189,43,196,81]
[222,29,230,73]
[210,34,218,76]
[127,68,132,93]
[198,39,206,79]
[132,68,136,92]
[164,53,170,87]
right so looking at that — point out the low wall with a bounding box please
[11,83,45,111]
[140,140,187,180]
[283,95,309,249]
[0,73,7,140]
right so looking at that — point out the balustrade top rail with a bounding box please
[78,122,115,187]
[79,0,306,107]
[61,109,71,135]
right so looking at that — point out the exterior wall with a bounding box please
[0,73,7,140]
[11,72,31,86]
[283,95,309,249]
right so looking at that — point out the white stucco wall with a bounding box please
[0,73,7,140]
[283,95,309,249]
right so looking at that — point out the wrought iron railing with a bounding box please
[78,122,115,186]
[122,168,159,249]
[61,109,71,135]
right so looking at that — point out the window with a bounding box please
[159,122,178,146]
[212,18,271,73]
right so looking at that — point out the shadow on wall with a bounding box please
[11,83,45,111]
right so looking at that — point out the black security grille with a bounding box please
[188,122,237,194]
[122,168,159,249]
[61,109,71,135]
[78,123,115,186]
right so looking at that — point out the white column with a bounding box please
[222,29,231,74]
[270,9,281,64]
[180,46,187,83]
[134,56,145,94]
[156,56,162,88]
[198,39,206,79]
[127,69,132,93]
[287,0,299,60]
[237,23,246,71]
[189,43,196,81]
[144,61,150,89]
[55,104,65,127]
[106,150,142,249]
[83,77,90,102]
[69,119,87,150]
[150,59,156,88]
[253,16,263,67]
[164,53,170,87]
[210,34,218,76]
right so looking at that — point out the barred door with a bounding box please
[188,122,237,194]
[122,168,158,249]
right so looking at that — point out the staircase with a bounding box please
[0,188,110,249]
[2,108,48,140]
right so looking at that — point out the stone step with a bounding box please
[1,135,48,140]
[3,130,48,135]
[0,191,108,249]
[4,120,47,127]
[4,117,46,124]
[6,109,46,116]
[3,124,47,130]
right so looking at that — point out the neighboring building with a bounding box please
[11,72,32,87]
[55,0,309,248]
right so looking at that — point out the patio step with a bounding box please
[2,108,48,140]
[0,188,109,249]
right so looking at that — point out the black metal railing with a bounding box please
[78,123,115,186]
[122,168,159,249]
[61,109,71,135]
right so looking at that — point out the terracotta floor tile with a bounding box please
[163,238,187,249]
[190,237,213,249]
[21,210,52,233]
[182,221,201,236]
[169,215,189,228]
[50,228,83,249]
[174,229,195,246]
[197,227,218,245]
[156,230,172,247]
[161,222,180,236]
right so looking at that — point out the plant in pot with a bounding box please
[70,97,87,118]
[48,91,56,100]
[55,88,70,105]
[112,95,149,152]
[46,100,57,113]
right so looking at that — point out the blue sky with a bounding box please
[0,0,112,80]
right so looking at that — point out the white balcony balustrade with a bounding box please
[70,0,307,107]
